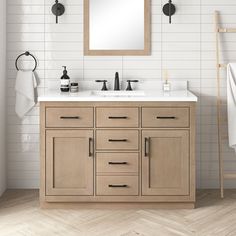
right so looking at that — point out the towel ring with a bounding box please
[15,51,37,72]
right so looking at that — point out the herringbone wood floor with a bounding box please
[0,190,236,236]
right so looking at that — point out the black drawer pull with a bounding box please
[156,116,176,119]
[108,161,127,165]
[108,116,128,119]
[60,116,80,119]
[108,139,127,142]
[89,138,93,157]
[108,184,128,188]
[144,137,149,157]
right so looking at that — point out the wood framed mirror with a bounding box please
[84,0,150,56]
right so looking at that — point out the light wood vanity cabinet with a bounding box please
[45,130,94,196]
[40,102,196,208]
[96,107,139,128]
[142,130,189,196]
[46,107,94,128]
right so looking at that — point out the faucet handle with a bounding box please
[126,80,139,91]
[95,80,108,91]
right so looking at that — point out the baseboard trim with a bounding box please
[40,202,195,209]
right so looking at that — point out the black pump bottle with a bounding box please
[60,66,70,92]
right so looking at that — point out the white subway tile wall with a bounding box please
[6,0,236,188]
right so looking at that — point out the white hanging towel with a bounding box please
[15,70,38,118]
[227,63,236,151]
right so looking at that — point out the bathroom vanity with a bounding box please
[39,89,197,208]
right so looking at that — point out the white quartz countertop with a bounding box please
[38,90,198,102]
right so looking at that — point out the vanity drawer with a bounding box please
[96,107,139,128]
[46,107,93,128]
[96,153,139,174]
[96,176,138,196]
[96,130,139,150]
[142,107,189,128]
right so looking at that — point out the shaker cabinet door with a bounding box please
[142,130,189,196]
[46,130,94,196]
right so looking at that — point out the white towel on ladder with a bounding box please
[15,70,38,118]
[227,63,236,151]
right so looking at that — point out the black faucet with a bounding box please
[95,80,108,90]
[114,72,120,90]
[126,80,139,91]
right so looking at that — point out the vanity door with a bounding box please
[142,130,189,196]
[45,130,94,196]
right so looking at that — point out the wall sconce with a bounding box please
[162,0,176,24]
[51,0,65,24]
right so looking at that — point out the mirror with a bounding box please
[84,0,150,56]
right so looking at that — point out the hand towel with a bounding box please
[227,63,236,151]
[15,70,38,118]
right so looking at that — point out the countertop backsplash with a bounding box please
[45,79,188,92]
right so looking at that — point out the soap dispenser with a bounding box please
[60,66,70,92]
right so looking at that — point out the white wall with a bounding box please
[0,0,6,196]
[6,0,236,189]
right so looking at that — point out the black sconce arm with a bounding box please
[162,0,176,24]
[51,0,65,24]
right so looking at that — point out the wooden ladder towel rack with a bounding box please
[215,11,236,198]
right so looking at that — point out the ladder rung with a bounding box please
[218,63,227,68]
[217,98,224,104]
[218,28,236,33]
[219,121,227,125]
[221,135,228,140]
[224,173,236,179]
[222,117,228,122]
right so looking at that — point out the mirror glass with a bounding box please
[84,0,150,55]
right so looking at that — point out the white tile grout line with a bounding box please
[5,0,10,190]
[122,56,123,82]
[200,0,202,188]
[82,0,84,81]
[160,0,162,81]
[43,0,46,95]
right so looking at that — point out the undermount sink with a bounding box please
[92,91,146,97]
